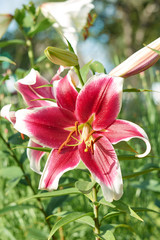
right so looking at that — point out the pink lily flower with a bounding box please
[1,67,79,174]
[11,74,150,202]
[109,37,160,78]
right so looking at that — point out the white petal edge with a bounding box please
[111,120,151,158]
[92,161,123,202]
[15,68,37,86]
[39,149,80,190]
[27,139,45,174]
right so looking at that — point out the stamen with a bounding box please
[93,136,102,144]
[85,130,96,141]
[58,130,75,153]
[90,140,94,154]
[21,133,25,140]
[75,121,79,136]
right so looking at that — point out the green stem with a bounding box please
[92,186,100,240]
[26,38,34,68]
[74,65,84,86]
[0,133,55,240]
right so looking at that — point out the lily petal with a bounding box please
[109,37,160,78]
[0,104,16,124]
[14,106,77,148]
[15,69,55,107]
[79,136,123,202]
[39,147,80,190]
[54,70,78,112]
[27,139,45,174]
[105,119,151,158]
[75,74,124,130]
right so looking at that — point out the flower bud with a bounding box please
[0,14,13,39]
[109,37,160,78]
[44,46,79,67]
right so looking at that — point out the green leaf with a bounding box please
[0,204,38,216]
[132,207,160,214]
[36,84,53,89]
[76,215,95,228]
[123,88,153,93]
[8,132,29,144]
[0,167,23,179]
[18,188,81,204]
[90,61,106,74]
[147,46,160,55]
[48,212,93,239]
[123,163,160,179]
[75,180,96,194]
[6,177,22,194]
[99,199,143,222]
[0,39,25,48]
[102,230,115,240]
[28,18,53,37]
[0,56,16,65]
[118,154,152,161]
[27,146,51,153]
[31,98,56,103]
[80,60,92,83]
[114,141,138,153]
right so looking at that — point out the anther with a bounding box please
[85,130,96,141]
[58,130,75,153]
[90,140,94,154]
[93,136,102,144]
[21,133,25,140]
[75,121,79,136]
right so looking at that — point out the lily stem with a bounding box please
[0,133,55,240]
[74,65,84,86]
[26,38,34,68]
[92,186,100,240]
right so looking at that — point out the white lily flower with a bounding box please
[40,0,94,51]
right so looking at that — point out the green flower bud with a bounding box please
[44,46,79,67]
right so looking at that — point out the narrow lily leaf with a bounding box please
[0,39,25,48]
[0,56,16,65]
[18,188,81,204]
[101,230,115,240]
[99,199,143,221]
[0,167,23,179]
[28,18,53,37]
[48,212,93,240]
[146,46,160,55]
[27,146,51,153]
[114,142,138,153]
[80,60,92,83]
[90,61,106,74]
[132,207,160,214]
[76,215,95,228]
[35,54,46,64]
[123,164,160,179]
[101,211,122,221]
[31,98,56,103]
[118,154,152,161]
[75,180,96,194]
[36,84,53,89]
[0,204,38,216]
[123,88,155,93]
